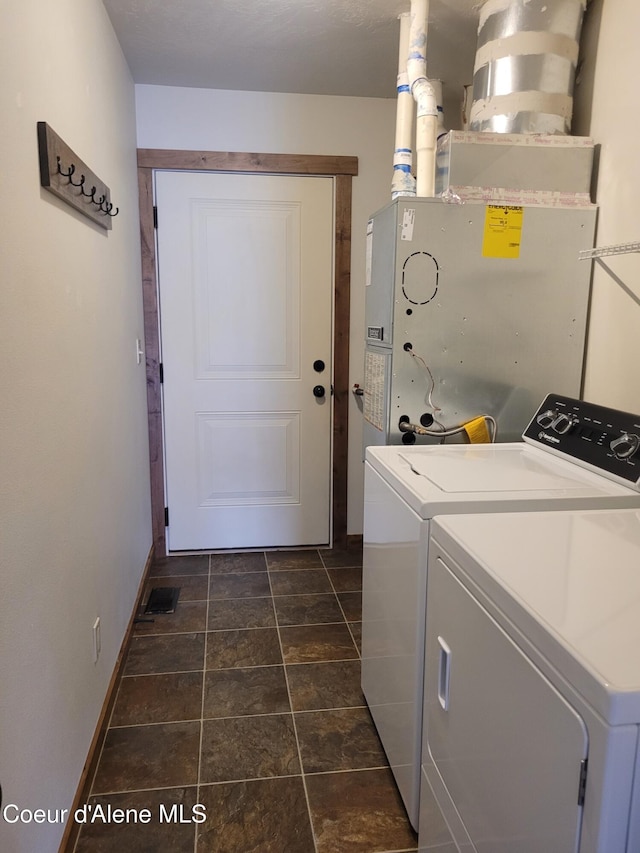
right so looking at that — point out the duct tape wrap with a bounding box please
[470,0,587,134]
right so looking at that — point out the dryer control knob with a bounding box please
[536,409,558,429]
[610,433,640,459]
[551,413,577,435]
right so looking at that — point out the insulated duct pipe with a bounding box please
[407,0,438,197]
[470,0,587,134]
[391,12,416,198]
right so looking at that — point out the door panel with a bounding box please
[155,171,334,550]
[425,556,588,853]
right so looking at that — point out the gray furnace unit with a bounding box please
[363,194,597,447]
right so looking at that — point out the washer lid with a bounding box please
[432,508,640,725]
[365,443,638,518]
[401,446,589,492]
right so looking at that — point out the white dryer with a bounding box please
[422,507,640,853]
[362,394,640,830]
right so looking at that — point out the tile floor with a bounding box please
[72,547,453,852]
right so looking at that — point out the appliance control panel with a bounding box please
[523,394,640,489]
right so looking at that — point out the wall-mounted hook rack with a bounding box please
[578,241,640,260]
[37,122,118,230]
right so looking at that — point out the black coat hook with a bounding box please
[68,171,85,188]
[56,157,75,179]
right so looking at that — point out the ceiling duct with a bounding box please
[469,0,587,134]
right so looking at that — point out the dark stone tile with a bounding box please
[269,569,332,596]
[92,722,200,794]
[266,549,323,570]
[196,777,314,853]
[348,622,362,655]
[295,708,387,773]
[132,601,207,636]
[111,672,203,726]
[286,660,365,711]
[200,715,300,783]
[208,597,275,630]
[279,623,358,664]
[143,574,209,603]
[306,768,417,853]
[123,633,205,676]
[337,591,362,622]
[203,667,290,718]
[206,628,282,670]
[327,566,362,592]
[274,593,344,627]
[150,555,209,577]
[75,787,198,852]
[320,547,363,569]
[209,572,271,600]
[210,552,267,574]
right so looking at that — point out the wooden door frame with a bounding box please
[137,149,358,558]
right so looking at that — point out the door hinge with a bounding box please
[159,363,164,384]
[164,507,169,527]
[578,759,588,806]
[153,206,158,229]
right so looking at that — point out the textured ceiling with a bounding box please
[102,0,480,108]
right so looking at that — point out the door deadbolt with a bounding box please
[313,359,325,372]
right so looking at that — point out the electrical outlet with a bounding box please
[92,617,101,663]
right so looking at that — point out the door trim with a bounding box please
[137,149,358,557]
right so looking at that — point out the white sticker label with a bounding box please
[401,208,415,241]
[365,219,373,286]
[364,351,386,431]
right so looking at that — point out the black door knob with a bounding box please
[313,385,326,398]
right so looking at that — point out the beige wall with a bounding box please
[574,0,640,413]
[0,2,151,850]
[135,85,397,535]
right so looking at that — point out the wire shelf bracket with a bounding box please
[579,241,640,260]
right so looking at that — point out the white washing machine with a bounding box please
[362,394,640,830]
[422,507,640,853]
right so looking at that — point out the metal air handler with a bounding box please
[363,194,597,448]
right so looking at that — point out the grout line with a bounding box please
[109,707,295,730]
[346,619,362,661]
[121,667,205,678]
[292,704,368,716]
[270,551,320,853]
[302,765,391,776]
[194,553,212,853]
[92,773,306,798]
[87,766,400,799]
[330,587,361,660]
[148,573,210,580]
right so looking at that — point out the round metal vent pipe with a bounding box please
[470,0,587,134]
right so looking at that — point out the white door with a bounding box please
[155,170,334,551]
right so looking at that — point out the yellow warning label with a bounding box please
[482,205,524,259]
